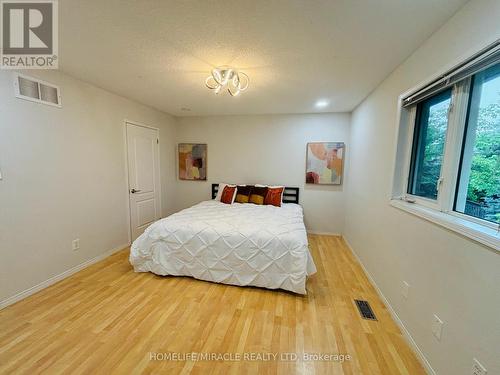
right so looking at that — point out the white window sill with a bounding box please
[390,199,500,252]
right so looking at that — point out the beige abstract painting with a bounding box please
[306,142,344,185]
[178,143,207,180]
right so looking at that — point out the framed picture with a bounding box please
[178,143,207,180]
[306,142,345,185]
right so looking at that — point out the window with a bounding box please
[454,64,500,224]
[408,89,452,200]
[393,42,500,249]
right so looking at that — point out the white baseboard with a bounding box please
[0,243,129,310]
[307,231,341,236]
[342,236,435,375]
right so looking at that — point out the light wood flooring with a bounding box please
[0,235,425,374]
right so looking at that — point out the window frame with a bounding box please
[406,88,454,207]
[392,60,499,251]
[453,65,500,228]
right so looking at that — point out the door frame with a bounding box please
[123,119,162,244]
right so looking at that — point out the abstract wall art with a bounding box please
[306,142,345,185]
[178,143,207,180]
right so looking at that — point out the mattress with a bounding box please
[129,200,316,294]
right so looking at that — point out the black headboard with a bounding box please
[211,184,300,204]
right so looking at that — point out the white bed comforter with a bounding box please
[129,200,316,294]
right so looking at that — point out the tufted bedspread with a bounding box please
[129,200,316,294]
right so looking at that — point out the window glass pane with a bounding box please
[408,89,452,199]
[455,63,500,224]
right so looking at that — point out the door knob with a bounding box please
[130,188,141,194]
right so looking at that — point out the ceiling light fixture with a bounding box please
[205,67,249,96]
[315,99,330,108]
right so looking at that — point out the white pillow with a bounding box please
[215,183,236,202]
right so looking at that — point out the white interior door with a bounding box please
[126,123,161,241]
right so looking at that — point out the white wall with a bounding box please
[175,113,350,234]
[0,70,177,302]
[344,1,500,374]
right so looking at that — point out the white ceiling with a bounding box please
[59,0,467,116]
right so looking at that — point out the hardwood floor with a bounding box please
[0,235,425,374]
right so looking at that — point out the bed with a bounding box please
[129,185,316,294]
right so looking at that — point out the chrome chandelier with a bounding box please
[205,67,249,96]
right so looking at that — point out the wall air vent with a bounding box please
[14,73,61,107]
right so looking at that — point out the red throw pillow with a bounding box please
[220,185,236,204]
[265,187,284,207]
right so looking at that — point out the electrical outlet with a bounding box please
[472,358,487,375]
[431,314,443,341]
[72,239,80,251]
[402,281,410,299]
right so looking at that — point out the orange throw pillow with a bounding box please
[220,185,236,204]
[265,187,284,207]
